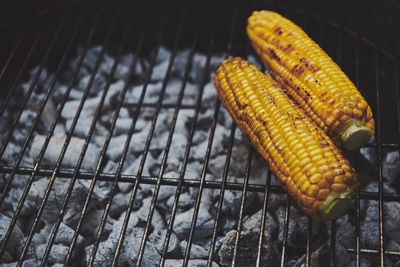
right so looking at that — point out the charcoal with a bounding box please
[1,142,21,165]
[80,208,116,242]
[242,209,277,236]
[29,135,102,171]
[65,117,93,138]
[304,243,332,267]
[277,207,313,247]
[0,214,24,261]
[17,109,36,128]
[361,199,380,248]
[164,259,219,267]
[26,177,108,227]
[148,229,180,257]
[335,242,353,267]
[387,240,400,251]
[336,221,355,248]
[52,85,84,101]
[201,81,218,107]
[114,53,147,80]
[219,215,237,233]
[150,48,171,81]
[173,207,214,240]
[182,82,198,105]
[35,244,69,265]
[229,143,249,178]
[109,192,130,218]
[122,154,160,178]
[157,182,179,202]
[166,192,194,214]
[383,150,400,185]
[28,66,48,86]
[125,81,161,103]
[85,224,160,266]
[78,73,106,95]
[180,240,208,259]
[114,118,133,135]
[218,229,277,267]
[2,259,41,267]
[184,161,203,180]
[106,134,129,161]
[220,189,256,217]
[161,79,183,104]
[384,201,400,244]
[98,53,115,76]
[54,223,85,249]
[17,224,52,261]
[207,155,227,178]
[135,197,166,230]
[168,132,189,158]
[53,122,66,136]
[61,96,102,121]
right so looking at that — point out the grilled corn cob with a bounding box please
[214,57,359,220]
[247,10,374,151]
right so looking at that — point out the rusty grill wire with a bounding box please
[0,0,399,266]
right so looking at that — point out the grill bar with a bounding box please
[375,45,385,267]
[330,221,337,267]
[255,170,272,266]
[280,197,291,267]
[354,33,362,267]
[5,4,89,264]
[395,58,400,143]
[1,165,399,200]
[206,0,242,265]
[111,5,171,265]
[0,34,40,118]
[232,148,252,266]
[207,124,236,265]
[87,32,144,267]
[14,2,103,264]
[305,218,312,267]
[158,7,221,266]
[64,11,131,267]
[0,34,22,80]
[0,9,71,259]
[34,2,117,264]
[133,2,194,265]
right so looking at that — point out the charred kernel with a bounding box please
[214,56,358,220]
[247,10,374,150]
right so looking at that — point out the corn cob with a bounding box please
[214,57,359,220]
[247,10,374,151]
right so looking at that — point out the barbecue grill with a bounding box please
[0,0,399,266]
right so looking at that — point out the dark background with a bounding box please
[1,0,399,56]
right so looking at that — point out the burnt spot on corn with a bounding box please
[282,44,294,54]
[274,26,283,35]
[299,57,320,73]
[267,48,280,62]
[292,65,305,77]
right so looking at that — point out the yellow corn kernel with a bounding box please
[214,57,358,220]
[247,10,375,151]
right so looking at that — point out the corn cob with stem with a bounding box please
[214,56,359,220]
[247,10,375,151]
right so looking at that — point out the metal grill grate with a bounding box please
[0,0,399,266]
